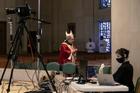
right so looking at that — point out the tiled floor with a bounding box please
[0,80,37,93]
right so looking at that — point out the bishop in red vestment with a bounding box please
[58,31,77,64]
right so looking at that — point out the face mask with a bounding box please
[116,57,125,63]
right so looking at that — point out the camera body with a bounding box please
[5,4,31,17]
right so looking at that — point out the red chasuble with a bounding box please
[58,42,76,64]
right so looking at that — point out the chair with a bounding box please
[62,63,76,75]
[103,66,111,74]
[46,62,60,71]
[61,63,76,92]
[135,77,140,93]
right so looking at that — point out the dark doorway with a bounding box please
[0,21,6,55]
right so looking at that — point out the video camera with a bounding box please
[5,4,31,17]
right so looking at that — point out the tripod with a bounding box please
[0,17,57,93]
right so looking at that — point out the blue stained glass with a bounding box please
[99,0,111,9]
[98,20,111,52]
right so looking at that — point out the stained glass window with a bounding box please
[98,20,111,52]
[99,0,111,9]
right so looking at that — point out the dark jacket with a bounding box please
[113,61,134,93]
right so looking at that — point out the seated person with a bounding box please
[86,38,96,53]
[113,48,134,93]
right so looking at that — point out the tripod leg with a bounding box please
[6,56,16,93]
[0,25,22,85]
[23,23,58,93]
[0,59,10,85]
[6,25,23,93]
[0,22,24,93]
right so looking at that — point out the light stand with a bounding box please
[36,0,41,82]
[8,17,14,84]
[35,0,51,83]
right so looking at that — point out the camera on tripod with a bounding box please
[5,4,31,17]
